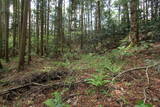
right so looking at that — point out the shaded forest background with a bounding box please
[0,0,160,70]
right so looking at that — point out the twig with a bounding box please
[143,66,150,103]
[145,67,150,85]
[143,87,148,103]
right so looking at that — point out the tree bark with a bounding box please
[0,60,2,69]
[2,0,10,62]
[27,0,31,64]
[18,0,29,71]
[40,0,44,56]
[36,0,40,55]
[129,0,139,45]
[80,1,84,49]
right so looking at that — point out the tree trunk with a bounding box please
[57,0,63,54]
[0,60,2,69]
[36,0,40,55]
[2,0,10,62]
[80,1,84,49]
[27,0,31,64]
[0,1,2,58]
[40,0,44,56]
[13,0,18,56]
[18,0,29,71]
[129,0,139,45]
[46,0,50,55]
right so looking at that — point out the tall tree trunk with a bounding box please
[0,1,2,58]
[2,0,10,62]
[27,0,31,64]
[36,0,40,55]
[80,1,84,49]
[57,0,63,54]
[129,0,139,45]
[40,0,44,56]
[13,0,18,56]
[18,0,29,71]
[46,0,50,55]
[96,1,101,32]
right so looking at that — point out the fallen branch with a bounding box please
[0,80,86,99]
[112,62,160,82]
[143,66,150,103]
[0,82,44,96]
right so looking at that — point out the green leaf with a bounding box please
[44,99,55,107]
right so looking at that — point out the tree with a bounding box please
[0,0,2,58]
[36,0,40,55]
[40,0,44,56]
[80,0,84,49]
[56,0,63,54]
[2,0,10,62]
[129,0,139,45]
[12,0,18,56]
[27,0,31,64]
[0,60,2,69]
[18,0,30,71]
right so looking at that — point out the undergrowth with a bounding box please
[44,92,70,107]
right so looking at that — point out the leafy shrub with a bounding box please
[44,92,70,107]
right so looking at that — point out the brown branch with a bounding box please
[143,66,150,103]
[0,80,86,97]
[112,62,160,82]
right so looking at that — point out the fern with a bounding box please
[44,92,70,107]
[85,73,110,87]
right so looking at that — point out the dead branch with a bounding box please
[112,62,160,82]
[0,80,86,98]
[143,66,150,103]
[143,87,148,103]
[0,82,43,96]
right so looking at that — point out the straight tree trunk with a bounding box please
[80,1,84,49]
[0,1,2,58]
[13,0,18,56]
[129,0,139,45]
[2,0,10,62]
[18,0,29,71]
[57,0,63,54]
[40,0,44,56]
[27,0,31,64]
[46,0,50,54]
[36,0,40,55]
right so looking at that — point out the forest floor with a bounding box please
[0,42,160,107]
